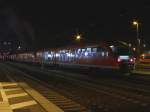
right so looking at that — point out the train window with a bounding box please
[101,51,105,56]
[59,50,62,53]
[102,48,109,57]
[114,47,131,56]
[82,49,86,52]
[92,48,97,52]
[68,50,71,53]
[106,52,109,56]
[77,49,81,53]
[87,48,91,52]
[95,47,109,57]
[62,50,66,53]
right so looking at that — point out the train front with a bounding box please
[109,42,135,73]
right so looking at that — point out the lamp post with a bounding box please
[133,21,141,55]
[133,21,140,45]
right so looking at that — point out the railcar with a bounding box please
[10,41,135,73]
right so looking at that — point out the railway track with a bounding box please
[0,64,89,112]
[3,62,150,112]
[8,62,150,97]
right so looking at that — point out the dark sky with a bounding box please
[1,0,150,49]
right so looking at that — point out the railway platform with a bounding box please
[0,82,63,112]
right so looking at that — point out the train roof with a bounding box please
[105,41,129,47]
[12,41,129,54]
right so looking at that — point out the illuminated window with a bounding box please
[82,49,86,52]
[101,52,105,56]
[92,48,97,52]
[87,48,91,52]
[78,49,81,53]
[106,52,109,56]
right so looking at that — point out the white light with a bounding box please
[87,48,91,52]
[48,54,52,58]
[67,53,70,57]
[110,45,114,48]
[85,52,88,56]
[106,52,109,56]
[102,52,105,56]
[119,56,129,60]
[67,53,74,57]
[56,53,60,57]
[32,55,34,58]
[17,46,21,50]
[110,45,115,51]
[130,58,133,62]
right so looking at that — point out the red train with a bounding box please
[9,41,135,73]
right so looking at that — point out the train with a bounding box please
[9,41,135,73]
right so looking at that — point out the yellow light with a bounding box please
[141,54,145,57]
[133,47,136,51]
[76,35,81,40]
[133,21,138,25]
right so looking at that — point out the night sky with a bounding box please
[0,0,150,50]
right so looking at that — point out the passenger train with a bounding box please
[9,41,135,73]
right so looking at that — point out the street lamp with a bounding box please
[17,46,21,50]
[133,21,140,46]
[133,20,141,55]
[76,34,81,41]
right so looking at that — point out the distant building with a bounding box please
[0,41,14,55]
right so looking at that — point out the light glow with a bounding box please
[110,45,114,48]
[130,58,133,62]
[48,54,52,58]
[119,56,129,60]
[84,52,88,56]
[133,21,138,25]
[133,47,136,51]
[67,53,74,57]
[56,53,60,57]
[117,58,121,62]
[76,35,81,40]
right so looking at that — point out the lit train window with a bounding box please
[106,52,109,56]
[87,48,91,52]
[92,48,97,52]
[101,48,109,57]
[101,52,105,56]
[82,49,86,52]
[77,49,81,53]
[68,49,71,53]
[62,50,65,53]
